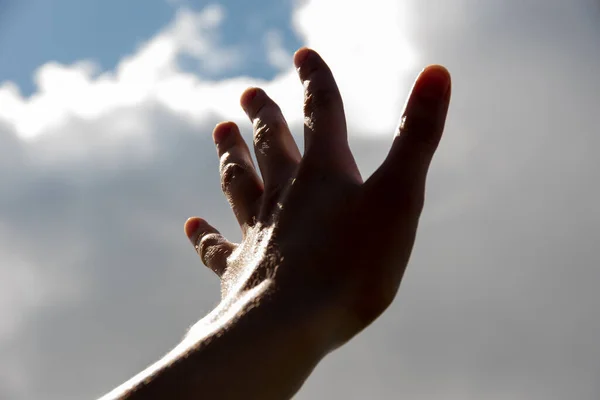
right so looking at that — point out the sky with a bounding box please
[0,0,599,399]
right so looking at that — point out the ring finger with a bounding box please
[214,121,264,233]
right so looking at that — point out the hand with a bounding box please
[185,47,451,350]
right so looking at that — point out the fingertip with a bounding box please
[422,64,450,77]
[392,64,452,156]
[184,217,205,240]
[293,47,312,69]
[213,122,237,146]
[240,87,261,111]
[414,65,452,100]
[183,219,231,274]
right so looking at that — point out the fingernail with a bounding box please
[294,47,312,69]
[185,217,204,240]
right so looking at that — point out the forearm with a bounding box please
[100,282,329,400]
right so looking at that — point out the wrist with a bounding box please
[105,280,331,400]
[204,281,331,351]
[185,280,330,399]
[190,278,331,350]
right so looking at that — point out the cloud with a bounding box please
[0,0,599,399]
[292,0,417,134]
[0,5,242,140]
[264,29,292,72]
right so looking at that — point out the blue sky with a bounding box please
[0,0,301,95]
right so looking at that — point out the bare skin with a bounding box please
[101,47,451,400]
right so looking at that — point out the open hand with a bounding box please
[184,47,451,350]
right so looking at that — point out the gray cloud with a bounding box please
[297,2,600,399]
[1,1,599,399]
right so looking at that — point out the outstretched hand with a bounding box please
[184,47,451,350]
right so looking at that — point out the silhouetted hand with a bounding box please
[185,47,451,350]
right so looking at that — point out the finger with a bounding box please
[365,65,451,215]
[184,217,235,277]
[214,121,264,232]
[240,88,301,190]
[294,47,361,180]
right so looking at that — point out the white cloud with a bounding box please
[292,0,417,134]
[0,5,244,140]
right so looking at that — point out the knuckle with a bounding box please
[253,121,274,149]
[253,113,285,150]
[197,233,224,266]
[303,86,338,115]
[204,245,230,269]
[220,162,247,192]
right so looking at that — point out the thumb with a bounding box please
[365,65,451,215]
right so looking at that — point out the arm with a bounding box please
[100,282,330,400]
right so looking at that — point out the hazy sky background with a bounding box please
[0,0,599,399]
